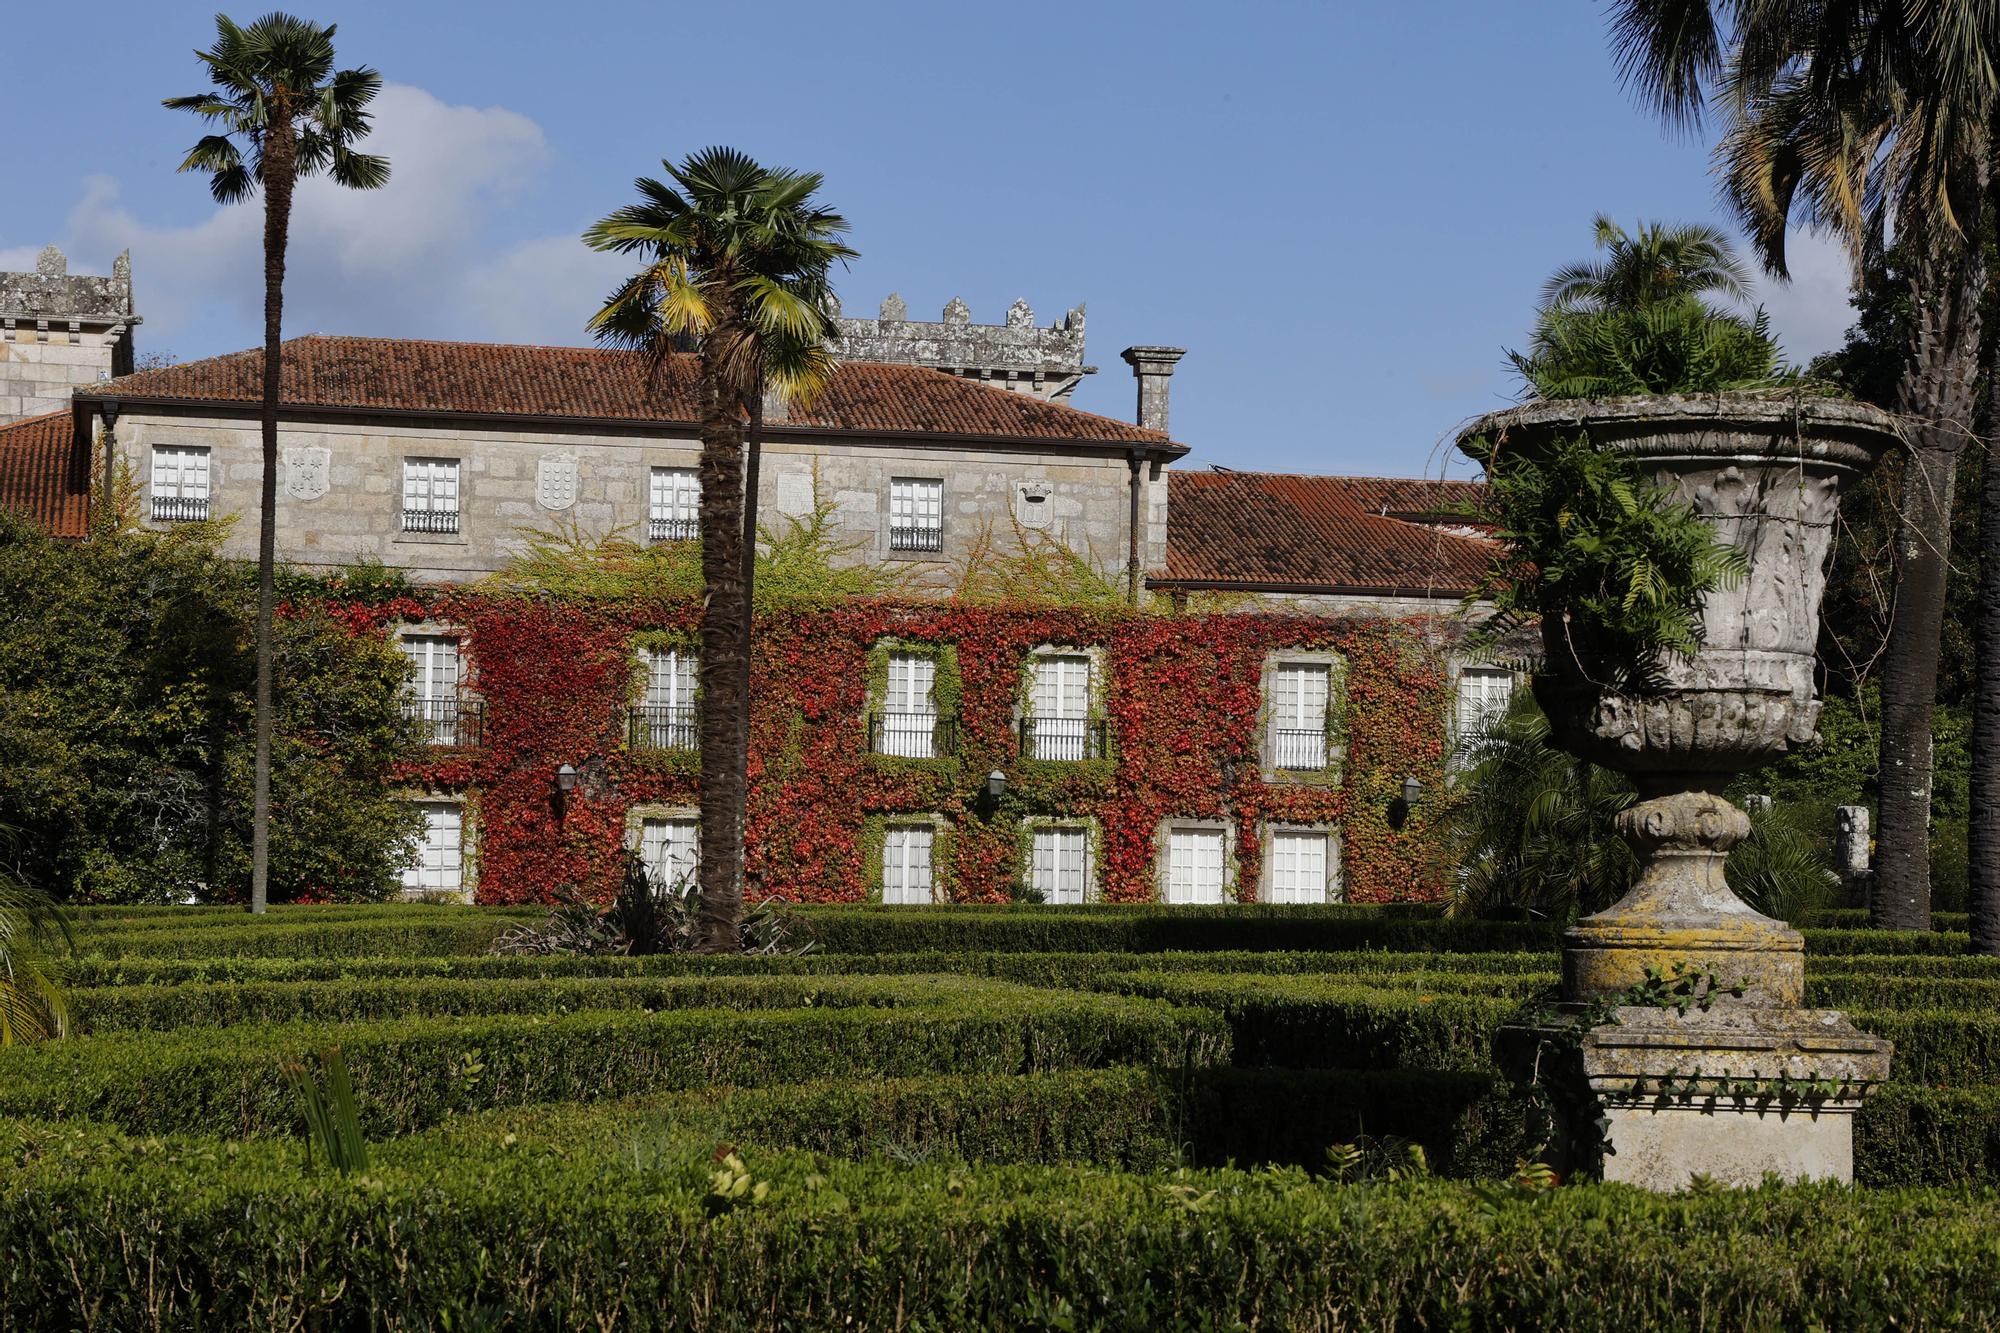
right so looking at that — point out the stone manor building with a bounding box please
[0,249,1516,902]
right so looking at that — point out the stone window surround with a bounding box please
[1256,820,1344,904]
[1152,816,1240,905]
[394,453,468,546]
[398,789,477,903]
[873,812,950,906]
[1018,814,1102,905]
[1257,649,1346,782]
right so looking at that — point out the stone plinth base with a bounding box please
[1497,1004,1892,1190]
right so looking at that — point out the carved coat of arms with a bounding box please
[283,446,330,501]
[537,453,579,511]
[1016,482,1054,529]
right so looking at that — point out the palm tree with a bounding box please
[165,14,388,914]
[1604,1,1997,934]
[585,148,853,953]
[0,875,70,1044]
[1540,214,1754,314]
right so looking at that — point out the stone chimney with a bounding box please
[1120,346,1186,435]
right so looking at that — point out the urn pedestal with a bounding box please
[1460,395,1901,1188]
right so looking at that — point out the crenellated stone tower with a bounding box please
[832,294,1091,401]
[0,245,140,426]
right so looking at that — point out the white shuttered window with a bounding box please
[149,445,211,522]
[1165,827,1227,904]
[638,817,700,889]
[1267,830,1331,904]
[1030,826,1090,905]
[889,478,944,552]
[402,802,465,896]
[1269,662,1330,770]
[1028,653,1094,760]
[1455,667,1514,741]
[879,652,938,758]
[649,467,699,542]
[882,824,935,904]
[402,458,461,532]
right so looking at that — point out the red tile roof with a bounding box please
[1158,470,1497,597]
[75,335,1179,450]
[0,411,90,539]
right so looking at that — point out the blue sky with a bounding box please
[4,0,1858,477]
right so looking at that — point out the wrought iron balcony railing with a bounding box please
[151,494,210,523]
[401,508,460,534]
[629,704,699,752]
[888,523,944,553]
[1269,727,1330,771]
[648,516,699,543]
[404,697,482,747]
[1019,715,1109,761]
[869,710,958,759]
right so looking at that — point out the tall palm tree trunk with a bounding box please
[694,319,751,953]
[1875,245,1985,931]
[251,109,298,916]
[738,382,762,905]
[1973,414,2000,954]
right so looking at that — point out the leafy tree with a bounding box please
[585,147,854,952]
[1604,0,1997,934]
[1540,214,1754,314]
[165,12,389,913]
[0,508,421,904]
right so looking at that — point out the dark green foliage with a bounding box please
[1467,429,1746,685]
[494,851,818,956]
[0,513,421,902]
[0,983,1229,1136]
[6,1119,2000,1330]
[1510,296,1798,399]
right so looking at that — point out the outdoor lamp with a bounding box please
[985,770,1008,801]
[555,763,579,794]
[97,398,121,428]
[1401,774,1422,807]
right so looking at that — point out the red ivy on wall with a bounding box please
[307,592,1453,906]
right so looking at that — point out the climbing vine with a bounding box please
[305,589,1455,905]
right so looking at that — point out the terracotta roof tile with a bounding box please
[0,411,90,539]
[1159,470,1496,596]
[77,335,1177,449]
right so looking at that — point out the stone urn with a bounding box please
[1458,394,1901,1188]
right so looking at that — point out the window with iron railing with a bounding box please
[1023,653,1104,760]
[402,458,460,534]
[873,650,952,758]
[150,445,211,523]
[632,646,697,751]
[630,704,698,751]
[1267,661,1331,771]
[888,478,944,552]
[649,467,699,543]
[402,696,483,747]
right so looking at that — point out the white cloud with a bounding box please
[40,84,626,356]
[1749,228,1860,364]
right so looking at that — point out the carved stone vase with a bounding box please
[1459,395,1901,1188]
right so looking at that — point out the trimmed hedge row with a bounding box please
[57,946,1569,990]
[432,1065,1522,1177]
[65,973,1019,1033]
[1803,909,1969,932]
[0,985,1230,1137]
[5,1119,1998,1329]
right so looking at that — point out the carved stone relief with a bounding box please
[283,446,330,501]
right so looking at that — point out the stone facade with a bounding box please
[833,295,1090,401]
[0,246,138,426]
[109,408,1169,585]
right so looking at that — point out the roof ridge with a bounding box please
[0,409,71,434]
[1173,467,1482,485]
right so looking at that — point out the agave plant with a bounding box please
[0,874,72,1044]
[493,852,816,957]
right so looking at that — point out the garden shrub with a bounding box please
[5,1120,2000,1330]
[0,986,1230,1136]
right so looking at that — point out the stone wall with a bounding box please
[832,294,1089,401]
[111,408,1167,585]
[0,247,138,426]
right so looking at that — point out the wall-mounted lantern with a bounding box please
[556,763,579,794]
[1401,774,1422,808]
[986,769,1008,802]
[97,398,121,429]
